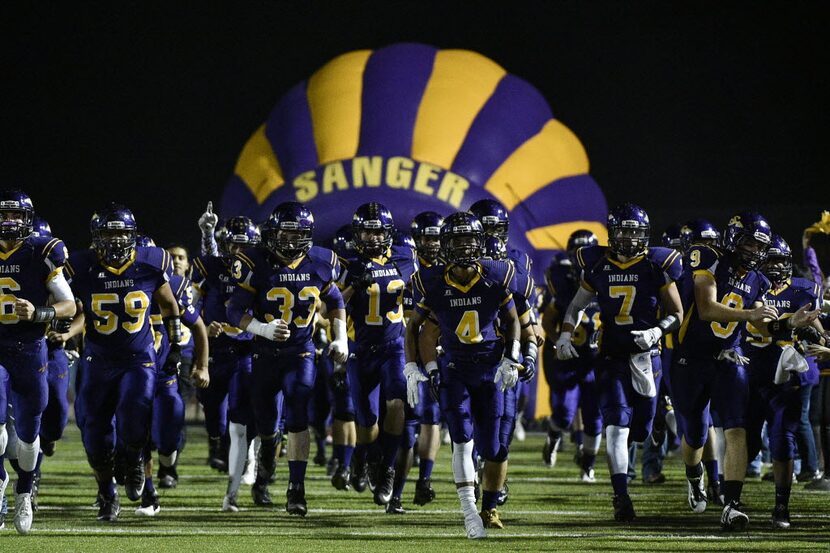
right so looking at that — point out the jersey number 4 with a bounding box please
[455,310,483,344]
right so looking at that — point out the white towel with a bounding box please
[629,351,656,398]
[774,345,809,385]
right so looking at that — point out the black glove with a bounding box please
[329,366,348,393]
[51,318,72,334]
[520,358,536,383]
[427,369,441,402]
[348,262,375,291]
[163,343,182,376]
[795,325,825,346]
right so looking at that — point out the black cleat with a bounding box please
[313,449,327,467]
[158,464,178,489]
[772,505,791,529]
[331,464,351,491]
[41,441,56,457]
[286,482,307,516]
[496,482,509,506]
[252,480,273,506]
[373,466,395,506]
[124,457,146,502]
[326,456,339,478]
[113,450,127,486]
[208,437,227,472]
[350,461,368,493]
[721,500,749,531]
[613,494,636,522]
[707,481,724,506]
[96,492,121,522]
[413,478,435,506]
[385,496,405,514]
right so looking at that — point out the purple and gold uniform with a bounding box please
[66,246,172,462]
[576,245,683,441]
[672,244,770,448]
[413,260,515,461]
[227,245,343,436]
[745,277,820,462]
[0,235,66,444]
[339,244,416,428]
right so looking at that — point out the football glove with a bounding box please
[51,318,72,334]
[630,327,662,351]
[555,332,578,360]
[198,201,219,234]
[163,344,182,376]
[494,357,519,392]
[348,262,375,291]
[404,362,428,408]
[425,361,441,402]
[329,364,348,393]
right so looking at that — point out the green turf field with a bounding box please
[2,425,828,551]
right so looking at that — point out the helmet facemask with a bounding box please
[609,225,649,258]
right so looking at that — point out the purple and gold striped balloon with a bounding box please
[221,43,607,279]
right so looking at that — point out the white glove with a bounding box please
[494,357,519,392]
[326,318,349,364]
[198,201,219,235]
[404,362,428,408]
[555,331,578,360]
[630,327,663,351]
[247,318,290,342]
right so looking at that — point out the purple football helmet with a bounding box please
[469,199,509,242]
[0,189,35,240]
[661,223,684,250]
[332,224,355,258]
[136,234,156,248]
[217,215,260,257]
[352,202,394,258]
[566,229,599,254]
[410,211,444,264]
[763,234,792,284]
[32,215,52,238]
[91,203,138,265]
[441,212,485,267]
[393,229,416,252]
[607,203,650,258]
[261,202,314,261]
[680,218,721,251]
[723,211,772,270]
[483,235,508,261]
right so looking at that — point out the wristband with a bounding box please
[522,340,538,363]
[505,339,521,363]
[163,315,182,344]
[656,314,680,333]
[33,306,57,323]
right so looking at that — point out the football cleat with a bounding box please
[350,461,368,493]
[441,428,451,445]
[96,492,121,523]
[124,457,146,502]
[542,433,561,467]
[644,472,666,485]
[158,464,178,489]
[0,494,7,530]
[687,479,708,513]
[385,496,405,515]
[41,441,56,457]
[241,457,257,486]
[367,461,380,493]
[374,467,395,506]
[804,478,830,491]
[771,505,791,529]
[251,481,272,506]
[413,478,435,506]
[796,470,822,484]
[581,468,597,483]
[208,437,227,472]
[326,456,339,478]
[613,494,636,522]
[513,419,526,442]
[707,481,724,506]
[496,482,509,506]
[135,488,160,517]
[464,512,487,539]
[313,449,327,467]
[331,464,351,491]
[721,500,749,531]
[113,450,127,486]
[285,482,307,517]
[222,493,239,513]
[14,493,33,534]
[479,508,504,529]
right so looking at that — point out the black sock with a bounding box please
[775,485,791,509]
[685,462,704,482]
[722,480,743,505]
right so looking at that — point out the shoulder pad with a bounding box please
[648,247,683,278]
[136,246,172,274]
[38,236,68,269]
[479,259,515,289]
[308,246,338,270]
[508,248,532,272]
[574,245,605,271]
[65,248,98,279]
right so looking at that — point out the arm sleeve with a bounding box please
[804,246,825,288]
[42,238,68,282]
[563,285,596,328]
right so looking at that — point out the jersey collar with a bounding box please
[444,262,481,293]
[0,240,23,261]
[768,279,792,296]
[102,250,137,275]
[606,251,644,270]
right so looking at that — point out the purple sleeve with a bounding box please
[181,303,200,327]
[226,286,254,327]
[804,246,824,287]
[321,282,345,311]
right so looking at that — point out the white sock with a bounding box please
[159,451,178,467]
[665,410,678,436]
[605,425,630,475]
[0,423,6,457]
[583,433,602,456]
[227,422,248,496]
[714,427,726,470]
[452,440,478,517]
[17,437,40,472]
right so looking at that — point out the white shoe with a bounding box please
[222,494,240,513]
[581,468,596,483]
[14,492,33,535]
[721,500,749,531]
[464,512,487,539]
[687,479,708,513]
[134,503,160,517]
[513,419,526,442]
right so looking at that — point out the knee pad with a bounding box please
[583,433,602,456]
[0,424,6,456]
[159,451,178,467]
[451,440,476,484]
[17,436,40,472]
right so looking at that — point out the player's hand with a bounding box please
[163,344,182,376]
[494,357,520,391]
[795,325,825,346]
[46,330,67,346]
[555,332,578,360]
[748,304,778,327]
[519,357,536,383]
[51,318,72,334]
[191,363,210,388]
[198,201,219,234]
[789,304,820,329]
[327,338,348,364]
[805,343,830,361]
[329,363,348,392]
[630,327,663,351]
[427,364,441,402]
[404,362,428,408]
[208,321,225,338]
[348,263,375,291]
[14,299,35,321]
[263,319,291,342]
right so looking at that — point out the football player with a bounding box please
[191,216,259,511]
[680,219,721,252]
[337,203,417,511]
[671,212,817,530]
[226,202,348,516]
[65,203,181,522]
[541,230,603,481]
[744,235,823,528]
[556,203,684,522]
[0,191,75,534]
[468,199,532,272]
[405,212,522,539]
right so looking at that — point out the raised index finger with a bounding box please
[206,201,213,214]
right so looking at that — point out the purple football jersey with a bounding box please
[191,254,253,345]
